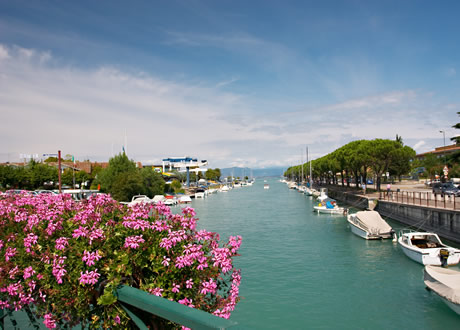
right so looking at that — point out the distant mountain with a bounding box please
[220,167,285,178]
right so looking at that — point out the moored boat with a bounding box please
[313,198,346,215]
[264,184,270,190]
[347,210,394,240]
[398,231,460,266]
[424,265,460,315]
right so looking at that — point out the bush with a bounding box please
[0,193,241,328]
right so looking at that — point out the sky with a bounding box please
[1,0,460,169]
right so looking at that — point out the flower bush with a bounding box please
[0,193,242,328]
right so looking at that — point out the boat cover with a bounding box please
[355,211,392,234]
[424,265,460,304]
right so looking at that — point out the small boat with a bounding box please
[264,184,270,190]
[424,265,460,315]
[347,210,394,240]
[164,195,178,206]
[195,189,206,198]
[220,185,229,192]
[313,198,346,215]
[398,231,460,266]
[179,195,192,204]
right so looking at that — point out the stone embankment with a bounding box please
[327,186,460,244]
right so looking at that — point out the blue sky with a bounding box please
[1,0,459,168]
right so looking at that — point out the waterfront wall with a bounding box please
[327,190,370,209]
[376,201,460,244]
[328,188,460,244]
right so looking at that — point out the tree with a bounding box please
[110,171,144,201]
[96,153,137,193]
[388,146,416,181]
[451,112,460,144]
[140,167,165,197]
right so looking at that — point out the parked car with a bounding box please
[432,182,460,196]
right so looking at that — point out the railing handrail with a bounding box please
[115,285,238,329]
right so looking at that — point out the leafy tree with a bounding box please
[110,171,144,201]
[96,153,137,193]
[451,112,460,144]
[388,146,416,181]
[28,161,58,188]
[140,167,165,197]
[44,157,58,163]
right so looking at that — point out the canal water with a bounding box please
[190,177,460,329]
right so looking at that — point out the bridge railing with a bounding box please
[0,285,239,330]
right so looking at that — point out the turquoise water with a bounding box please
[191,178,460,329]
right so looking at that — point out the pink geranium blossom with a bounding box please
[79,269,100,286]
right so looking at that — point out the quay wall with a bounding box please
[328,188,460,244]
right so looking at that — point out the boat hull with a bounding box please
[313,206,345,215]
[347,214,393,240]
[398,238,460,266]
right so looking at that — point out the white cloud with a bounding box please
[1,43,457,168]
[412,140,426,151]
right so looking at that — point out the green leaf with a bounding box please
[97,289,117,306]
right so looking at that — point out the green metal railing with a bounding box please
[0,285,239,329]
[116,285,238,329]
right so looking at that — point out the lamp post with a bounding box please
[439,130,446,147]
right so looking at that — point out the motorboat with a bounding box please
[264,184,270,190]
[220,185,229,192]
[313,198,347,215]
[398,231,460,266]
[316,188,328,201]
[347,210,394,240]
[179,195,192,204]
[424,265,460,315]
[152,195,166,204]
[195,189,205,198]
[164,195,178,206]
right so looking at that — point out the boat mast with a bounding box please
[301,148,303,185]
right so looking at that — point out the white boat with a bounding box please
[316,188,328,201]
[264,184,270,190]
[313,199,346,215]
[163,197,178,206]
[152,195,166,204]
[220,185,229,192]
[424,265,460,315]
[304,188,313,196]
[179,195,192,204]
[195,189,205,198]
[347,210,394,240]
[398,231,460,266]
[287,182,297,189]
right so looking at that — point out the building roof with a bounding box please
[416,144,460,158]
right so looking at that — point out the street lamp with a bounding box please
[439,130,446,147]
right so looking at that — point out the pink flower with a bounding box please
[124,235,145,249]
[52,255,67,284]
[72,226,89,239]
[23,266,35,280]
[186,279,193,289]
[5,247,16,261]
[82,250,102,266]
[43,313,57,329]
[162,256,170,267]
[178,297,195,308]
[55,237,69,250]
[114,315,121,324]
[149,287,163,297]
[172,283,180,293]
[200,278,217,295]
[79,269,100,286]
